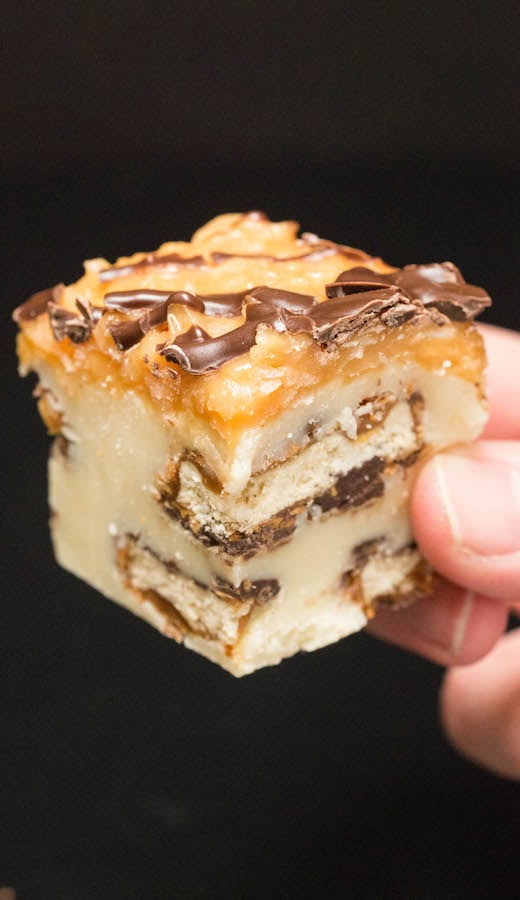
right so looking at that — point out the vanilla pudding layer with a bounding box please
[25,349,485,673]
[18,315,485,495]
[164,363,485,548]
[119,535,424,676]
[34,352,486,573]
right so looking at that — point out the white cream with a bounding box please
[29,349,485,675]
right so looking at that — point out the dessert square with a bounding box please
[14,212,490,674]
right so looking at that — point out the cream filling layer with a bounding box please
[121,536,423,675]
[169,357,485,493]
[174,398,419,535]
[25,354,484,663]
[26,315,485,498]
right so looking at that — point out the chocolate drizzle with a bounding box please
[159,286,322,373]
[99,253,206,282]
[327,264,491,321]
[98,242,369,282]
[103,284,316,364]
[156,283,421,373]
[16,228,491,375]
[49,298,103,343]
[156,262,491,375]
[13,284,64,323]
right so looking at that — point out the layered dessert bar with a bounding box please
[14,212,490,675]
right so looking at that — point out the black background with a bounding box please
[2,2,520,898]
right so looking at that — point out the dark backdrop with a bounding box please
[4,0,520,174]
[2,2,520,898]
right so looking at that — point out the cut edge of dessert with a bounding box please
[14,212,491,675]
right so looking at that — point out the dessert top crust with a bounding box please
[13,212,490,433]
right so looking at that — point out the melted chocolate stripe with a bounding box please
[19,248,491,373]
[98,241,370,282]
[13,284,64,323]
[104,288,244,317]
[104,289,174,310]
[327,264,491,319]
[109,319,145,351]
[105,286,319,354]
[161,321,259,373]
[158,286,419,372]
[99,253,206,281]
[248,285,315,312]
[194,291,246,316]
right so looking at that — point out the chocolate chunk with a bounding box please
[308,288,411,340]
[327,263,491,321]
[397,448,422,468]
[105,291,206,348]
[315,457,385,512]
[248,285,316,312]
[351,538,385,567]
[396,264,491,320]
[380,301,422,326]
[48,298,99,344]
[355,392,396,436]
[161,321,259,374]
[140,302,171,333]
[341,541,430,613]
[408,390,425,432]
[325,267,395,297]
[109,318,145,351]
[212,576,280,605]
[53,434,71,459]
[76,298,104,324]
[108,301,168,350]
[158,490,303,559]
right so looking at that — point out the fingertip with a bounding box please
[479,324,520,440]
[410,455,449,551]
[440,629,520,780]
[456,591,509,663]
[410,445,520,600]
[367,579,507,667]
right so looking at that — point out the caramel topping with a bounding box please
[85,260,487,376]
[14,213,490,435]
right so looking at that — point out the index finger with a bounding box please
[480,324,520,439]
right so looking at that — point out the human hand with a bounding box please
[367,323,520,779]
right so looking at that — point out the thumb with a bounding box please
[440,629,520,780]
[411,441,520,602]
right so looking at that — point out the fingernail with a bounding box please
[434,452,520,556]
[449,590,474,657]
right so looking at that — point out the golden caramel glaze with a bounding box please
[16,213,486,445]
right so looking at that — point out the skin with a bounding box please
[367,324,520,780]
